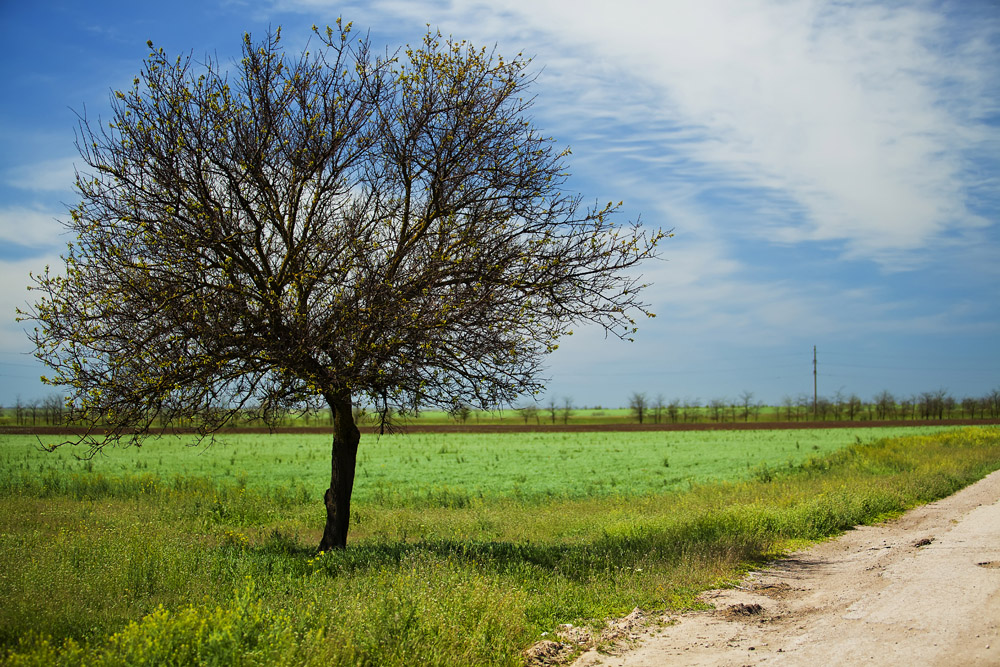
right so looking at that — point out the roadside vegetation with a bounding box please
[2,426,999,666]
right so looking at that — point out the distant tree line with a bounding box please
[3,386,999,427]
[625,387,1000,424]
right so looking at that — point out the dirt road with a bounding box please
[573,468,1000,666]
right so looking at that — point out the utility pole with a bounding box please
[813,345,818,419]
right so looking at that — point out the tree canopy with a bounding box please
[22,23,665,548]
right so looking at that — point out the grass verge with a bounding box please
[1,427,998,666]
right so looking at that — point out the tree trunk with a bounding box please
[318,391,361,551]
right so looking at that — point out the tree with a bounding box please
[516,403,538,425]
[560,396,573,425]
[21,25,664,550]
[682,397,700,423]
[42,394,64,425]
[899,395,914,420]
[628,392,648,424]
[452,403,472,424]
[737,390,754,422]
[988,388,1000,419]
[961,396,978,420]
[846,393,862,421]
[709,397,726,423]
[667,398,680,424]
[651,393,665,424]
[874,390,895,420]
[546,397,559,425]
[781,395,795,421]
[831,388,845,421]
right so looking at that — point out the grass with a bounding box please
[1,426,998,666]
[1,425,958,504]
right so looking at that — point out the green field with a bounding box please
[2,426,999,666]
[1,426,959,504]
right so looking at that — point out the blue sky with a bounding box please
[1,0,998,410]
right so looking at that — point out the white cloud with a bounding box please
[3,156,78,193]
[0,207,69,249]
[0,253,61,348]
[296,0,995,267]
[504,1,995,260]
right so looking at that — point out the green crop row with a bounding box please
[0,426,958,505]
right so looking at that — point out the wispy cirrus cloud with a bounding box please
[490,1,997,262]
[3,156,78,193]
[274,0,998,267]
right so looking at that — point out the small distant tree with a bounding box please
[546,397,559,425]
[709,397,726,423]
[781,395,795,421]
[942,394,956,420]
[42,394,64,425]
[682,398,699,423]
[831,388,845,421]
[452,403,472,424]
[560,396,573,425]
[667,398,680,424]
[517,404,539,425]
[21,25,664,550]
[899,395,914,420]
[738,390,754,422]
[874,390,895,420]
[845,393,862,421]
[961,396,978,420]
[988,388,1000,419]
[796,394,812,422]
[651,393,666,424]
[629,392,648,424]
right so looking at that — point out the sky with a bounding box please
[1,0,998,410]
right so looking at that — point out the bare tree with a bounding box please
[988,388,1000,419]
[961,396,978,420]
[651,393,666,424]
[667,398,680,424]
[682,397,700,423]
[796,393,812,422]
[546,397,559,425]
[942,393,956,420]
[781,395,795,421]
[560,396,573,425]
[899,395,914,420]
[831,388,845,421]
[874,390,895,420]
[709,397,726,423]
[517,403,539,425]
[27,399,40,427]
[844,393,861,421]
[452,403,472,424]
[628,392,648,424]
[42,394,64,425]
[815,396,832,421]
[738,390,754,422]
[21,25,664,550]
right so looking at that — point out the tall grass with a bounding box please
[1,427,998,666]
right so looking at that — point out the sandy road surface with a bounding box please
[573,469,1000,667]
